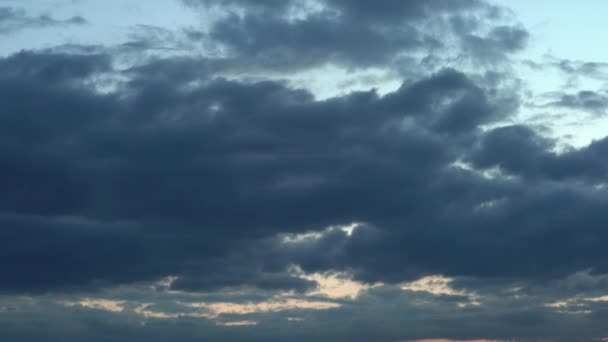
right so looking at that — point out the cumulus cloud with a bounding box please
[180,0,526,72]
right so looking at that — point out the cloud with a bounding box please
[0,48,508,293]
[546,90,608,115]
[1,1,608,341]
[181,0,526,72]
[0,45,607,299]
[460,25,529,63]
[468,125,608,182]
[0,6,86,34]
[550,56,608,81]
[4,279,608,342]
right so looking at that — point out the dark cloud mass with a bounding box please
[183,0,524,71]
[2,1,608,341]
[2,46,607,299]
[469,125,608,182]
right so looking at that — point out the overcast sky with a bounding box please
[1,1,608,341]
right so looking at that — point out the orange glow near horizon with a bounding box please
[408,340,504,342]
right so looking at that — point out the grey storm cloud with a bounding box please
[181,0,526,71]
[2,1,608,341]
[469,124,608,181]
[3,47,608,296]
[1,49,512,293]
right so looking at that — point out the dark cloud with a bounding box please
[182,0,526,72]
[552,57,608,81]
[281,175,608,284]
[0,50,110,83]
[547,90,608,114]
[381,68,514,133]
[171,272,317,293]
[468,125,608,182]
[206,9,428,70]
[2,46,608,300]
[183,0,294,13]
[0,49,516,294]
[525,56,608,90]
[461,25,529,63]
[325,0,483,22]
[0,7,85,34]
[1,1,608,341]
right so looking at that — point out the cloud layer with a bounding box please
[1,1,608,341]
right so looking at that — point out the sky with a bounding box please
[1,1,608,341]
